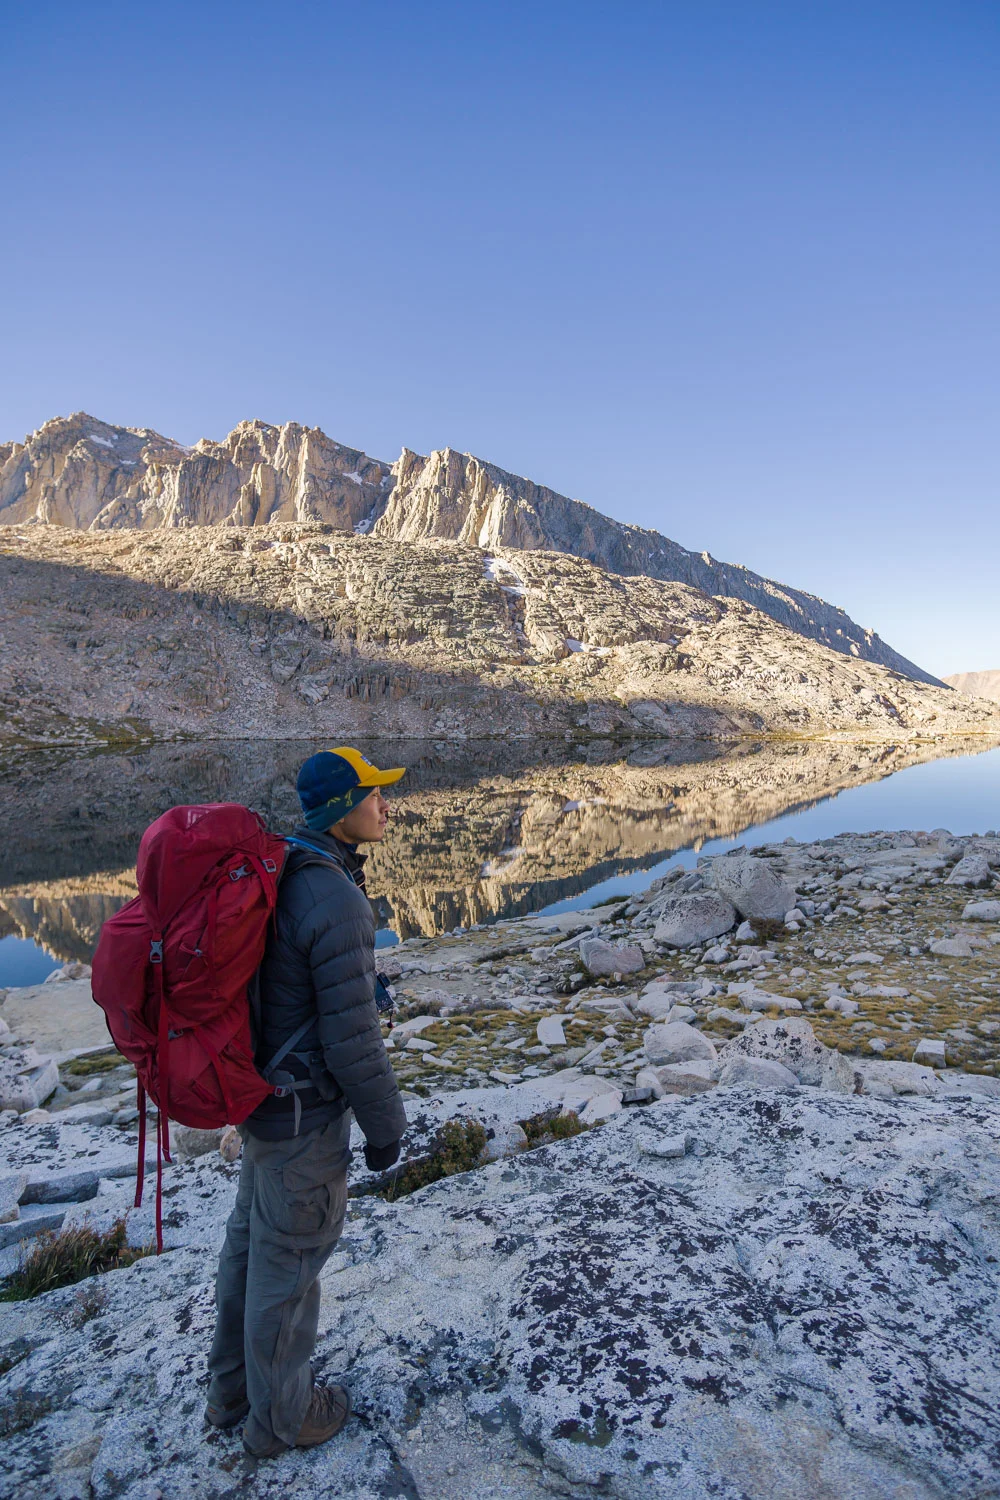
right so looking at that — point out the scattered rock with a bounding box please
[707,852,798,921]
[481,1122,529,1161]
[946,854,992,887]
[652,891,736,948]
[717,1055,799,1091]
[820,1049,864,1095]
[717,1016,827,1085]
[861,1060,942,1098]
[643,1021,718,1067]
[578,938,645,977]
[963,899,1000,921]
[929,937,976,958]
[913,1038,947,1067]
[536,1015,566,1048]
[653,1059,718,1094]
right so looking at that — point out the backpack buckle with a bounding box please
[149,940,164,964]
[263,859,277,873]
[229,864,249,882]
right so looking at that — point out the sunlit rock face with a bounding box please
[0,413,389,532]
[0,735,991,957]
[0,526,990,753]
[2,413,939,683]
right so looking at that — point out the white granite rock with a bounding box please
[653,1059,718,1095]
[706,852,798,921]
[913,1038,947,1067]
[578,937,645,977]
[652,891,736,948]
[536,1015,566,1048]
[963,899,1000,921]
[946,854,992,887]
[860,1060,943,1099]
[643,1021,718,1067]
[929,937,976,958]
[821,1048,865,1095]
[4,1087,1000,1499]
[717,1055,799,1091]
[717,1016,828,1085]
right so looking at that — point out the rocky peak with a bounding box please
[1,412,942,684]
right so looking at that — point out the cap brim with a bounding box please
[358,765,406,788]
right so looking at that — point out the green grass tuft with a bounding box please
[0,1217,154,1302]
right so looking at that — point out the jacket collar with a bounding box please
[290,824,367,879]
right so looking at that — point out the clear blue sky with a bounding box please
[2,2,997,678]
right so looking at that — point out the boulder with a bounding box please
[963,900,1000,922]
[654,1059,717,1095]
[643,1021,718,1067]
[706,853,797,921]
[652,891,736,948]
[738,987,803,1013]
[913,1038,947,1067]
[635,990,677,1021]
[21,1168,103,1203]
[946,855,992,888]
[860,1060,942,1098]
[717,1056,799,1091]
[716,1016,827,1085]
[929,937,976,958]
[633,1067,666,1099]
[536,1015,566,1048]
[578,938,645,978]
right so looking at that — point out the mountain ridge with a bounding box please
[0,411,939,686]
[945,671,1000,704]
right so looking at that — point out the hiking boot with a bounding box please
[205,1393,250,1429]
[242,1383,352,1458]
[295,1382,353,1447]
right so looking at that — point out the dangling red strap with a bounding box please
[134,1079,146,1209]
[154,1106,165,1253]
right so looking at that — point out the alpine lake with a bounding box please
[2,733,999,989]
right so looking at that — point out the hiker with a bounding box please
[204,747,409,1458]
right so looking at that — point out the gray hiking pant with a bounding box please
[206,1116,350,1453]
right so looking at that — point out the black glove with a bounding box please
[364,1139,401,1173]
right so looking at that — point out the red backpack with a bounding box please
[91,803,291,1249]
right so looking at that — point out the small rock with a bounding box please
[716,1016,827,1084]
[219,1125,242,1162]
[861,1060,942,1098]
[820,1049,864,1094]
[622,1086,655,1105]
[578,1091,623,1125]
[633,1067,665,1099]
[734,921,756,943]
[0,1206,66,1251]
[481,1122,529,1162]
[845,951,881,965]
[912,1038,947,1067]
[641,1133,687,1158]
[702,945,731,964]
[739,987,803,1014]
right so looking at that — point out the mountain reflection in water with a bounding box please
[0,735,993,968]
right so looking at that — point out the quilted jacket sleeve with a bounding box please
[294,870,407,1148]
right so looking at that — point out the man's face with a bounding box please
[335,788,390,844]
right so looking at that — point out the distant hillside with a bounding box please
[0,411,940,685]
[0,524,993,751]
[945,671,1000,704]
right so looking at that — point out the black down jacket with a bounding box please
[245,826,407,1146]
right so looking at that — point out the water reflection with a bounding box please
[0,735,994,970]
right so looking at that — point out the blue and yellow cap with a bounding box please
[296,747,405,832]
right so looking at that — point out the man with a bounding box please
[205,747,408,1458]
